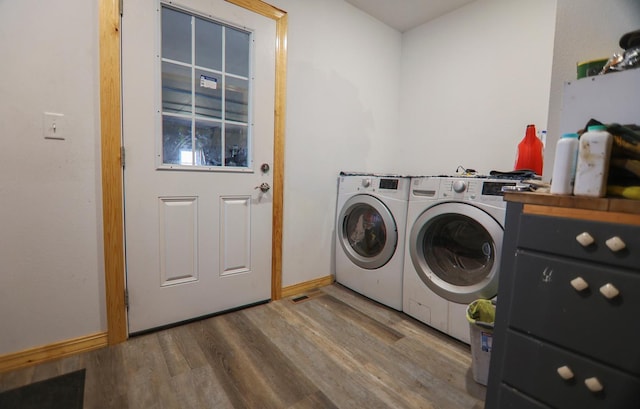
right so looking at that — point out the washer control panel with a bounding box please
[379,178,399,190]
[341,176,409,199]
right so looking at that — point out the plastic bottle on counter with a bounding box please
[550,133,579,195]
[514,124,544,175]
[573,125,613,197]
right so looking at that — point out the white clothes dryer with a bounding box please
[403,176,518,344]
[335,173,410,310]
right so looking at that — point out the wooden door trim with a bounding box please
[99,0,287,344]
[99,0,126,344]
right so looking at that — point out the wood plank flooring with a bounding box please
[0,284,486,408]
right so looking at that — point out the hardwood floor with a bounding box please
[0,284,486,408]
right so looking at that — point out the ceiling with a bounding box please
[345,0,476,32]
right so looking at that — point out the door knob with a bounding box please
[255,182,270,193]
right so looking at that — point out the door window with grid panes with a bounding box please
[160,5,252,169]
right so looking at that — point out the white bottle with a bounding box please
[573,125,613,197]
[550,133,579,195]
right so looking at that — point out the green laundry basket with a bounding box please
[466,299,496,386]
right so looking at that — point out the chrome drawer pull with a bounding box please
[605,236,626,252]
[570,277,589,292]
[557,365,574,380]
[599,283,620,299]
[576,232,595,247]
[584,377,604,393]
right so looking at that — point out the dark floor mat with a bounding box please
[0,369,85,409]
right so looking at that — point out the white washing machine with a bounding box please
[335,173,410,310]
[403,176,519,344]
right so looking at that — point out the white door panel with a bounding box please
[123,0,275,333]
[159,196,198,286]
[220,195,252,275]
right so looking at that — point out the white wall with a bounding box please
[545,0,640,180]
[0,1,105,354]
[398,0,557,176]
[270,0,402,286]
[269,0,558,287]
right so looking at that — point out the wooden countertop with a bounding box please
[505,192,640,215]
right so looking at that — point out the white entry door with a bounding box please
[122,0,275,333]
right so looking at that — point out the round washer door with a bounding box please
[409,202,502,304]
[338,194,398,270]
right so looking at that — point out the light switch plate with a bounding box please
[44,112,65,140]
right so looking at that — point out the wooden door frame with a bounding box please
[99,0,287,344]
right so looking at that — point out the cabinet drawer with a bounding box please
[503,330,640,409]
[496,385,551,409]
[517,213,640,270]
[509,251,640,375]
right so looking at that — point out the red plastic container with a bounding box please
[514,124,544,175]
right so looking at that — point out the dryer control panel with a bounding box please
[439,178,518,203]
[440,179,480,199]
[482,181,517,196]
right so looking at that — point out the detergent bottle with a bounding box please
[550,133,579,195]
[573,125,613,197]
[514,124,544,175]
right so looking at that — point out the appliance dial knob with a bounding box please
[362,178,371,188]
[452,180,467,193]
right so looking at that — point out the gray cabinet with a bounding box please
[486,200,640,409]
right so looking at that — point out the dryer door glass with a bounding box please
[409,202,502,304]
[423,214,494,286]
[338,194,398,270]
